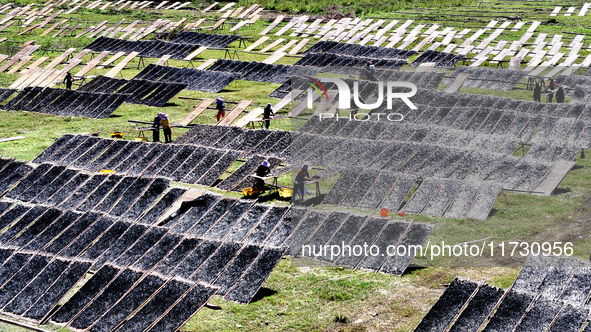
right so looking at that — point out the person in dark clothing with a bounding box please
[64,72,74,90]
[547,78,558,103]
[533,83,542,102]
[215,97,225,122]
[294,165,310,201]
[152,113,161,142]
[254,160,271,191]
[263,103,274,129]
[555,86,565,103]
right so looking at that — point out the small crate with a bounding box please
[243,187,260,197]
[279,188,292,199]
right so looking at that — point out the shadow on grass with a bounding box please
[552,187,572,195]
[403,265,428,276]
[292,194,326,207]
[250,287,278,303]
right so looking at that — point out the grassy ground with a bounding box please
[0,0,589,331]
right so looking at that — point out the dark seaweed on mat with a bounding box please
[45,173,90,206]
[115,279,192,332]
[122,178,170,220]
[3,258,70,315]
[0,255,51,307]
[50,265,120,324]
[80,221,131,261]
[137,188,186,225]
[42,212,101,255]
[0,253,31,287]
[0,206,49,245]
[171,241,220,280]
[69,269,144,330]
[60,215,116,258]
[0,204,31,233]
[24,261,91,321]
[191,242,242,283]
[224,247,287,303]
[92,224,148,270]
[114,227,167,267]
[168,193,220,233]
[132,234,182,271]
[414,279,478,332]
[154,238,202,276]
[9,208,65,248]
[88,274,166,332]
[147,283,218,332]
[213,244,261,295]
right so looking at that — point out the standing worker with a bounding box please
[547,78,558,103]
[160,113,172,143]
[152,113,162,142]
[533,83,542,102]
[64,72,74,90]
[254,160,271,192]
[215,96,225,122]
[294,165,310,201]
[263,103,274,130]
[555,86,565,103]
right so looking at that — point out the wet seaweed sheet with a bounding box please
[414,279,478,332]
[92,224,149,270]
[122,178,170,220]
[224,247,287,303]
[32,135,74,163]
[87,273,167,332]
[171,241,221,280]
[203,201,254,241]
[190,242,242,283]
[186,198,236,237]
[132,233,182,271]
[60,215,116,258]
[59,174,110,210]
[0,253,32,288]
[45,173,90,206]
[114,227,168,267]
[114,278,192,332]
[0,206,49,245]
[449,284,505,332]
[69,269,144,330]
[12,209,76,249]
[41,212,101,255]
[3,258,71,315]
[243,206,289,245]
[213,244,262,295]
[168,194,221,233]
[50,265,120,324]
[137,188,186,224]
[80,221,132,261]
[146,282,218,332]
[483,289,534,332]
[8,208,63,248]
[513,298,562,332]
[23,260,91,322]
[0,204,32,235]
[223,205,271,243]
[0,254,51,307]
[5,164,52,199]
[547,303,588,332]
[154,238,203,276]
